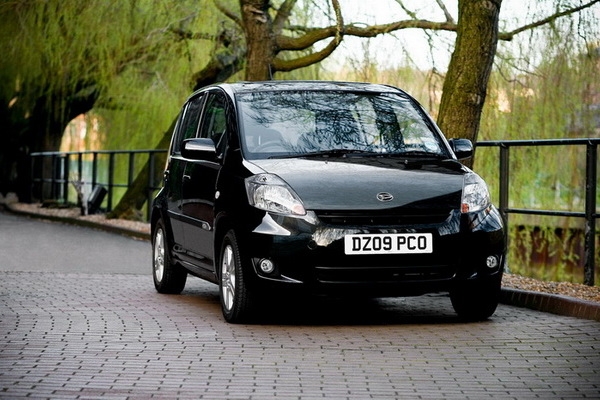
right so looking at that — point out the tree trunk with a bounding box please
[106,124,173,221]
[241,0,275,81]
[437,0,502,167]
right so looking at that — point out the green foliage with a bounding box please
[474,18,599,211]
[0,0,237,206]
[0,0,223,143]
[474,18,600,285]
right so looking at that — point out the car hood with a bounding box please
[247,158,466,211]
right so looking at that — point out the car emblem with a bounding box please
[376,192,394,202]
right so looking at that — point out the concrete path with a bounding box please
[1,212,599,399]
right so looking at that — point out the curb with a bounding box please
[2,204,150,241]
[500,287,600,322]
[3,203,599,322]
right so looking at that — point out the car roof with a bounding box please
[227,80,402,93]
[187,80,407,102]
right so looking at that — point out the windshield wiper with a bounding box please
[304,149,379,158]
[268,149,451,161]
[353,150,449,161]
[367,150,462,169]
[387,151,465,170]
[269,149,377,159]
[394,150,447,159]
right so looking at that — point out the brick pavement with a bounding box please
[5,204,600,322]
[1,271,599,399]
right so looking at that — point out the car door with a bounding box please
[181,90,229,271]
[164,93,205,249]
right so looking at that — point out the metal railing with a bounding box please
[30,149,167,218]
[30,138,599,284]
[477,138,599,286]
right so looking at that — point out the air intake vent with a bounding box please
[315,210,451,227]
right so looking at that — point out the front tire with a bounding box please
[152,219,187,294]
[450,277,501,321]
[219,230,254,323]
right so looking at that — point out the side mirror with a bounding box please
[448,138,473,160]
[182,138,217,161]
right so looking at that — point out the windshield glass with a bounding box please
[237,90,447,160]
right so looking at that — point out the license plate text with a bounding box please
[344,233,433,255]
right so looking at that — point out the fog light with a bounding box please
[486,255,499,269]
[259,258,275,274]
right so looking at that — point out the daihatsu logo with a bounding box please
[376,192,394,202]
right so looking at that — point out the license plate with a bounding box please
[344,233,433,255]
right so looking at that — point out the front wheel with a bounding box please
[152,219,187,294]
[450,277,501,321]
[219,230,255,323]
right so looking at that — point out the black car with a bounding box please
[151,81,505,323]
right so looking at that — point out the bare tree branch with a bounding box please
[499,0,600,41]
[277,19,457,51]
[394,0,418,19]
[168,27,214,41]
[273,0,343,72]
[273,0,297,35]
[213,0,243,28]
[342,18,456,37]
[434,0,455,24]
[272,32,340,71]
[276,0,598,54]
[332,0,343,45]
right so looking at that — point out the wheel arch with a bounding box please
[150,205,174,248]
[213,213,235,274]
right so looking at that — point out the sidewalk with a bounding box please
[4,201,600,322]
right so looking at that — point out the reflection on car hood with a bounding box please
[249,158,465,211]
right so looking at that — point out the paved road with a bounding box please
[0,211,149,274]
[0,211,599,399]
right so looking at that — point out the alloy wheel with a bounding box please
[221,244,236,311]
[153,228,165,282]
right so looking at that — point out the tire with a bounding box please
[152,219,187,294]
[219,230,254,323]
[450,277,501,321]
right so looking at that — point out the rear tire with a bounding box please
[152,219,187,294]
[219,230,254,323]
[450,277,501,321]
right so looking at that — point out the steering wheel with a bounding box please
[254,141,285,152]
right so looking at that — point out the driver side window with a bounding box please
[172,94,204,154]
[198,92,228,157]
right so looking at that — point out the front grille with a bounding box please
[315,210,451,226]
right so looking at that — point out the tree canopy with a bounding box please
[0,0,598,211]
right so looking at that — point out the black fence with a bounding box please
[30,138,599,285]
[477,138,599,286]
[30,149,166,219]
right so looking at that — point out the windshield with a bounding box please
[237,90,448,160]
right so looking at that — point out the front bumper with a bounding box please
[243,206,505,296]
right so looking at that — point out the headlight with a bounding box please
[245,173,306,216]
[461,173,490,213]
